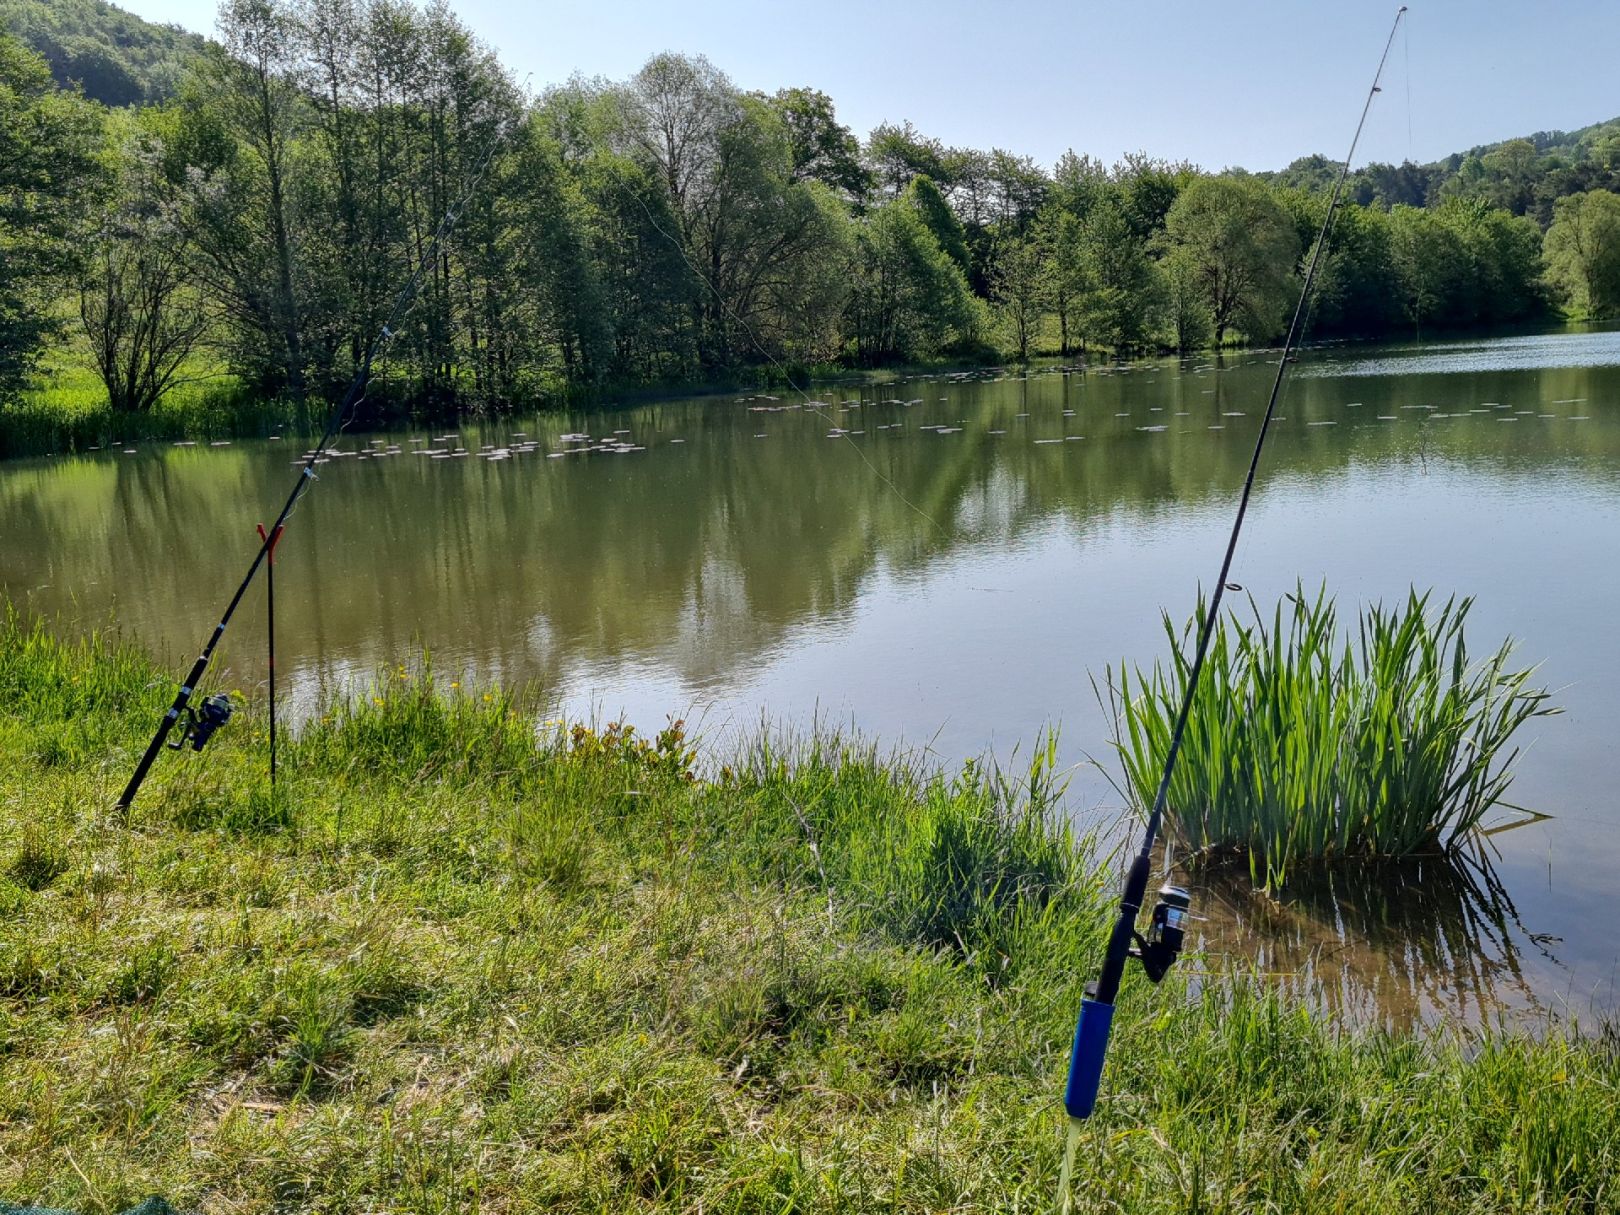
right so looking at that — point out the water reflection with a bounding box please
[3,330,1620,1025]
[1189,846,1560,1031]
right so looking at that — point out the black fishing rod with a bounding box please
[115,116,516,814]
[1060,5,1408,1127]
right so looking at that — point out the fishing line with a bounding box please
[1055,7,1407,1205]
[115,93,524,814]
[601,139,951,539]
[1135,7,1405,869]
[1404,12,1414,163]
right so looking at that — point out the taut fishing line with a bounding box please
[1054,7,1407,1212]
[115,90,525,813]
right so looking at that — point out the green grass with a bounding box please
[1,610,1617,1212]
[1108,585,1559,890]
[0,361,307,460]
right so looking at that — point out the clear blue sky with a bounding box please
[120,0,1620,172]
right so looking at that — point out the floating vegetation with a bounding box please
[1106,586,1558,890]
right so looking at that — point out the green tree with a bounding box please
[1075,193,1162,354]
[181,0,309,397]
[1035,204,1086,355]
[991,232,1045,360]
[1544,189,1620,319]
[0,33,105,399]
[1435,197,1543,325]
[865,119,947,198]
[80,124,211,412]
[903,174,969,274]
[769,86,869,202]
[1162,176,1299,347]
[1160,247,1212,352]
[1479,137,1540,215]
[846,196,974,364]
[614,55,849,370]
[986,148,1048,232]
[1387,205,1464,336]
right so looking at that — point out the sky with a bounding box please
[118,0,1620,172]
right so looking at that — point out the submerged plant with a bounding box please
[1107,585,1558,889]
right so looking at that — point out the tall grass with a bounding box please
[2,611,1618,1212]
[0,365,302,459]
[1109,585,1558,888]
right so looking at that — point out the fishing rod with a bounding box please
[1058,2,1408,1137]
[114,111,518,814]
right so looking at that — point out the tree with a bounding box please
[1035,204,1086,355]
[0,34,105,399]
[1387,205,1464,336]
[903,174,969,274]
[1544,189,1620,319]
[181,0,309,397]
[846,197,974,364]
[613,55,850,370]
[510,121,613,386]
[1160,248,1212,352]
[991,232,1045,360]
[986,148,1048,232]
[1479,137,1540,215]
[1115,152,1189,241]
[865,120,947,198]
[1162,176,1299,347]
[81,127,211,412]
[1075,193,1162,354]
[769,86,869,201]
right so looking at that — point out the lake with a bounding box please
[5,328,1619,1029]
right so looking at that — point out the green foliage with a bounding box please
[769,86,870,202]
[0,0,207,105]
[1074,194,1163,353]
[0,34,106,400]
[866,119,948,198]
[989,232,1045,360]
[903,174,969,273]
[1163,175,1300,346]
[1544,189,1620,318]
[1110,587,1558,889]
[0,1,1600,440]
[846,193,977,364]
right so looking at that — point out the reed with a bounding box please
[1108,585,1558,888]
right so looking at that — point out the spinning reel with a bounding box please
[167,693,234,752]
[1131,883,1192,983]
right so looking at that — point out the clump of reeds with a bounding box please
[1108,585,1558,889]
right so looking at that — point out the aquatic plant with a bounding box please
[1107,585,1558,888]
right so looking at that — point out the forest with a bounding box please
[3,0,1620,423]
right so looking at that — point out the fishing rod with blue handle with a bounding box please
[1061,5,1408,1127]
[114,112,518,814]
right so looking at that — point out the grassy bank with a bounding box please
[1,614,1617,1213]
[0,349,1003,462]
[0,364,300,460]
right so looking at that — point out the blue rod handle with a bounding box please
[1063,998,1114,1119]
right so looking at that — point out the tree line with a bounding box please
[3,0,1619,421]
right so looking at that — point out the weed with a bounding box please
[1108,585,1557,887]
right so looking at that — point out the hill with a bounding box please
[0,0,207,105]
[1264,113,1620,226]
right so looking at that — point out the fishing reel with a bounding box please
[167,693,234,752]
[1130,883,1192,983]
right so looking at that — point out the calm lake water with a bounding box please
[5,328,1619,1029]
